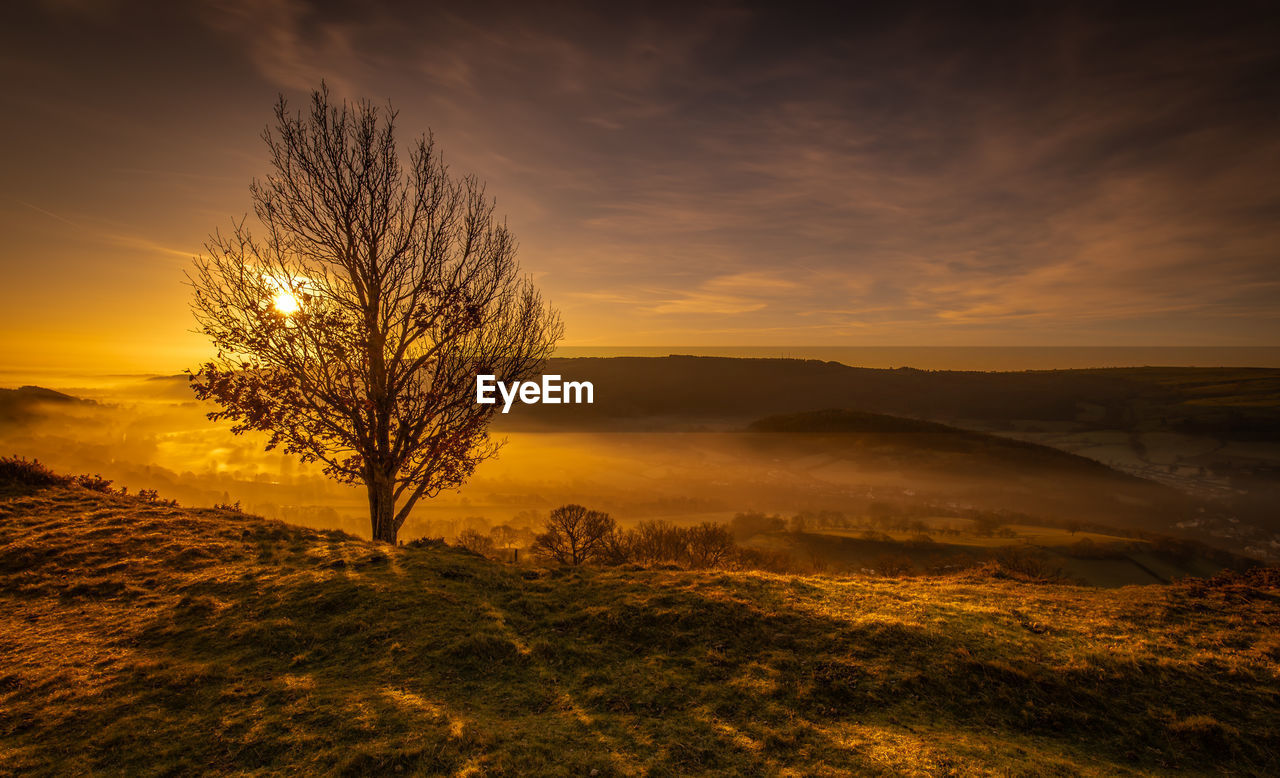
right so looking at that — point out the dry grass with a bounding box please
[0,477,1277,775]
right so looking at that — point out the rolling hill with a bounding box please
[736,408,1201,538]
[745,408,1141,475]
[1,469,1277,775]
[501,356,1280,434]
[0,386,89,426]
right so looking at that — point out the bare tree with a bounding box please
[532,504,615,565]
[629,519,690,565]
[456,528,497,558]
[189,85,561,544]
[685,522,735,568]
[595,526,636,566]
[489,524,520,551]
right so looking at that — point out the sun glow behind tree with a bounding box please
[188,85,562,543]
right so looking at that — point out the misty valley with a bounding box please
[3,357,1276,587]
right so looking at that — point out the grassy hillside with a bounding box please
[2,478,1279,775]
[751,526,1245,588]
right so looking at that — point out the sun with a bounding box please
[272,290,301,315]
[262,272,310,316]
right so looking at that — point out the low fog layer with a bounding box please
[3,367,1276,567]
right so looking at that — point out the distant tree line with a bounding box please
[437,500,1249,581]
[526,505,789,570]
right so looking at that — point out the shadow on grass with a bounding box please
[2,489,1275,775]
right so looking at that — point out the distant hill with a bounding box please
[145,358,1280,437]
[498,356,1280,439]
[1,469,1277,774]
[0,385,89,425]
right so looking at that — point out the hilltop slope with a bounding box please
[1,480,1278,775]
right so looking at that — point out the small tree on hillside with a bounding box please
[596,526,636,566]
[489,524,520,550]
[685,522,735,568]
[630,519,689,564]
[457,528,497,558]
[189,85,561,544]
[532,504,615,565]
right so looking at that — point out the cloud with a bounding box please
[646,292,766,315]
[703,272,802,292]
[5,1,1279,358]
[197,0,372,95]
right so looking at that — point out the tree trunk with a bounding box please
[368,477,397,544]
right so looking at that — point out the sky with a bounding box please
[1,0,1278,373]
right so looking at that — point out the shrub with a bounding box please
[995,546,1068,582]
[72,473,116,493]
[456,528,497,558]
[0,456,69,488]
[137,489,178,507]
[596,527,636,566]
[686,523,736,568]
[0,457,124,496]
[405,536,447,549]
[630,520,690,565]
